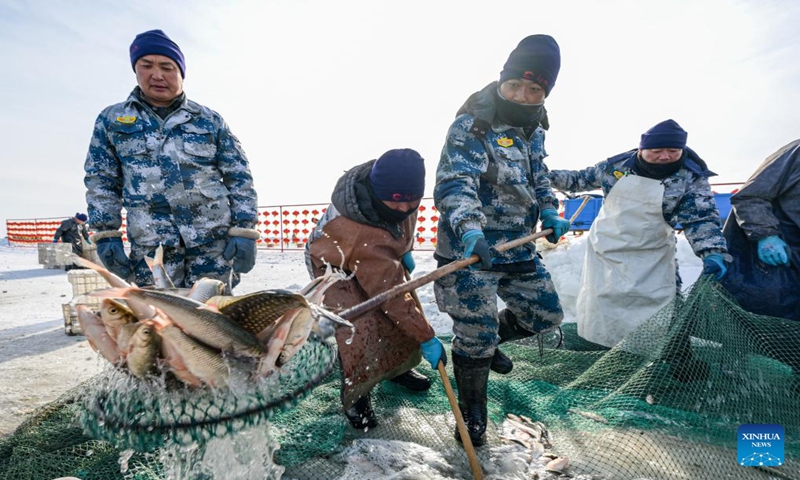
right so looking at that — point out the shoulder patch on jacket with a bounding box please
[497,137,514,148]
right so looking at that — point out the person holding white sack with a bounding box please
[548,120,731,379]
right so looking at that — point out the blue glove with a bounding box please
[95,237,132,279]
[461,229,493,270]
[223,236,257,273]
[702,253,727,280]
[401,251,415,273]
[52,240,58,243]
[540,208,570,244]
[420,337,446,369]
[758,236,790,266]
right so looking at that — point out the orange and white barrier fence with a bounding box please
[7,199,443,251]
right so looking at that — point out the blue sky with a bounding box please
[2,0,800,237]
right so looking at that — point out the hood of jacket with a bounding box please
[330,160,406,238]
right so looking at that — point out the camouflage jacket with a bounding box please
[84,88,258,248]
[548,149,728,257]
[434,84,560,264]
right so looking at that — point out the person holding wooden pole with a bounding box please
[432,34,569,447]
[305,148,445,430]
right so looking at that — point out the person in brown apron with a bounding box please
[305,149,445,429]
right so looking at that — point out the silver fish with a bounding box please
[144,244,175,289]
[125,321,161,378]
[70,254,156,320]
[186,278,226,303]
[156,321,246,388]
[76,305,121,365]
[99,298,137,339]
[93,287,263,357]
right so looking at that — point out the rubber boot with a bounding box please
[453,353,492,447]
[344,395,377,429]
[492,309,534,374]
[490,348,513,374]
[389,369,432,391]
[497,308,533,343]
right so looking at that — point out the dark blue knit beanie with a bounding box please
[499,34,561,97]
[130,29,186,78]
[639,119,688,150]
[75,213,88,222]
[369,149,426,202]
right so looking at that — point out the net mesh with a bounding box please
[1,277,798,479]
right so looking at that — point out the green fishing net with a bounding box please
[1,277,798,479]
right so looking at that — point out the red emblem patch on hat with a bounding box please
[523,71,549,85]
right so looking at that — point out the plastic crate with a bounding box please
[67,269,111,297]
[62,294,103,337]
[563,196,604,231]
[37,243,73,269]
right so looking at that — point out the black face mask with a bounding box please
[634,153,685,180]
[366,184,416,223]
[371,196,415,223]
[494,89,546,128]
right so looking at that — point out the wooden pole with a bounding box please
[405,277,484,479]
[438,361,484,480]
[338,195,593,321]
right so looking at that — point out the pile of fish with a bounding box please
[500,413,570,474]
[71,252,352,389]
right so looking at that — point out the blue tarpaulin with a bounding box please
[563,193,733,231]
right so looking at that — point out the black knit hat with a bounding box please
[130,29,186,78]
[369,149,425,202]
[499,34,561,97]
[639,119,688,150]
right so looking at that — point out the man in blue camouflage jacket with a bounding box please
[548,120,730,380]
[433,34,570,447]
[84,30,259,292]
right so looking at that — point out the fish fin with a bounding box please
[88,287,134,298]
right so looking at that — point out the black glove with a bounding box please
[95,236,132,280]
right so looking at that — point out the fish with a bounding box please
[70,254,129,288]
[276,307,314,366]
[545,455,569,473]
[568,408,609,425]
[278,274,347,365]
[209,289,309,336]
[125,321,161,378]
[143,244,175,289]
[155,321,242,388]
[186,278,226,303]
[98,298,137,339]
[115,321,144,353]
[91,287,264,357]
[76,305,121,365]
[505,413,553,448]
[257,313,296,377]
[70,254,156,320]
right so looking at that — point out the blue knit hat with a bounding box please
[499,34,561,97]
[369,149,426,202]
[75,213,88,222]
[639,119,688,150]
[130,29,186,78]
